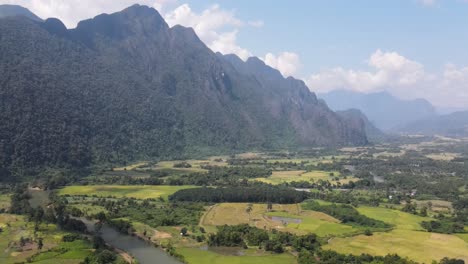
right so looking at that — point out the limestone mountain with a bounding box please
[0,4,42,21]
[0,5,367,178]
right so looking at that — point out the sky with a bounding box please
[1,0,468,110]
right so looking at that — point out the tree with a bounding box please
[364,229,373,236]
[267,202,273,211]
[37,238,43,250]
[19,236,26,247]
[420,206,428,217]
[246,204,253,222]
[180,227,188,236]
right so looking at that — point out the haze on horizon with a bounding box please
[2,0,467,111]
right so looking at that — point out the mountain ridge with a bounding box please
[319,90,436,130]
[0,4,42,21]
[0,5,367,179]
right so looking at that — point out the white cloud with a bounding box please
[164,3,252,60]
[306,49,468,108]
[262,52,302,77]
[0,0,178,28]
[416,0,437,6]
[0,1,266,61]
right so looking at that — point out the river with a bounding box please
[80,218,183,264]
[27,188,182,264]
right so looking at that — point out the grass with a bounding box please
[324,206,468,263]
[177,247,297,264]
[324,229,468,263]
[0,194,10,210]
[253,170,355,185]
[413,199,452,213]
[70,204,108,216]
[266,211,359,237]
[426,153,460,161]
[113,162,148,171]
[356,206,431,231]
[201,203,360,237]
[0,214,93,264]
[58,185,195,200]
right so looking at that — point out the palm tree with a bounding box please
[246,204,253,223]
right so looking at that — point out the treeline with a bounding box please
[421,220,465,234]
[302,200,390,229]
[419,197,468,234]
[169,186,310,204]
[167,166,272,186]
[67,196,204,228]
[208,224,319,254]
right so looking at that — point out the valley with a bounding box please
[1,136,467,264]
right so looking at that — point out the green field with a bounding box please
[324,206,468,263]
[58,185,195,200]
[177,247,297,264]
[254,170,355,185]
[266,211,360,237]
[0,214,93,264]
[0,194,10,210]
[201,203,360,237]
[356,206,431,230]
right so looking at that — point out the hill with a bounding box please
[0,4,42,21]
[335,109,387,143]
[399,111,468,137]
[319,90,436,131]
[0,5,367,179]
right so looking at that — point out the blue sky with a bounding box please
[187,0,468,73]
[2,0,468,108]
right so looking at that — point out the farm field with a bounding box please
[177,247,297,264]
[253,170,356,185]
[0,214,93,264]
[324,206,468,263]
[356,206,432,230]
[58,185,195,200]
[324,229,468,263]
[0,194,10,210]
[201,203,361,236]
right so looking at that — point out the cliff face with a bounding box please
[0,5,367,176]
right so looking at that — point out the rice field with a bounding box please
[58,185,195,200]
[253,170,356,185]
[177,247,297,264]
[324,206,468,263]
[0,214,93,264]
[201,203,361,237]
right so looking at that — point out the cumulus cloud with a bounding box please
[0,1,268,60]
[0,0,178,28]
[306,49,468,108]
[164,3,252,60]
[262,52,302,77]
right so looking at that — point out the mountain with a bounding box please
[319,90,436,131]
[0,4,42,21]
[399,111,468,137]
[335,109,387,143]
[0,5,367,178]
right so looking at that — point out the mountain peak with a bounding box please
[0,4,42,21]
[74,4,167,41]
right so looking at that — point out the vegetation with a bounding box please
[302,200,390,229]
[169,186,310,203]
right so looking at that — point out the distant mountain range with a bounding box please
[399,111,468,137]
[319,90,436,131]
[0,5,367,178]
